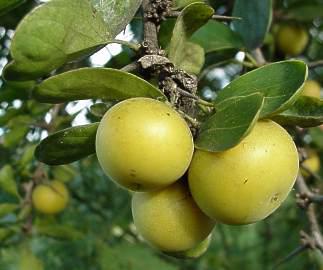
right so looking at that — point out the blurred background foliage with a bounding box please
[0,0,322,269]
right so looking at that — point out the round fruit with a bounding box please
[188,120,299,225]
[301,149,320,178]
[302,80,321,98]
[96,98,194,191]
[132,181,215,252]
[32,181,69,214]
[276,24,309,56]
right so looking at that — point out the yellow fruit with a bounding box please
[188,120,299,225]
[132,181,215,252]
[276,24,309,56]
[301,149,320,178]
[302,80,321,98]
[96,98,194,191]
[32,181,69,214]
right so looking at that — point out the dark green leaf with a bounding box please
[168,2,214,72]
[90,103,112,118]
[196,93,264,152]
[215,60,308,118]
[34,224,83,240]
[0,165,20,198]
[232,0,272,49]
[0,0,25,16]
[287,4,323,21]
[271,96,323,128]
[3,0,140,81]
[34,68,165,103]
[35,123,99,165]
[191,21,244,53]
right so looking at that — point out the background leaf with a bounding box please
[287,4,323,21]
[0,165,19,198]
[34,68,165,103]
[167,2,213,72]
[0,203,18,218]
[215,60,308,118]
[35,123,99,165]
[191,20,243,53]
[196,93,264,152]
[271,96,323,128]
[0,0,25,16]
[232,0,272,49]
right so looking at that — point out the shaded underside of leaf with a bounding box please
[35,123,99,165]
[215,60,308,118]
[271,96,323,128]
[196,93,264,152]
[191,20,244,53]
[0,0,25,16]
[33,68,165,103]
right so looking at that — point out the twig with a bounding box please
[121,62,139,73]
[296,174,323,205]
[167,11,242,21]
[250,48,266,66]
[113,39,141,51]
[300,163,323,183]
[308,60,323,69]
[272,244,308,269]
[142,0,159,53]
[175,87,215,107]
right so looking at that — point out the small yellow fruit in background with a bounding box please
[132,181,214,252]
[301,149,320,178]
[189,120,299,225]
[96,98,194,192]
[276,24,309,56]
[302,80,321,99]
[32,181,69,214]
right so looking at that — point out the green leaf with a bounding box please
[309,127,323,150]
[98,242,178,270]
[271,96,323,128]
[191,20,244,53]
[19,144,37,169]
[34,224,83,240]
[90,103,113,118]
[3,0,140,81]
[0,203,18,218]
[0,81,34,102]
[173,0,204,10]
[52,165,77,182]
[19,247,44,270]
[34,68,165,103]
[232,0,272,49]
[196,93,264,152]
[35,123,99,165]
[0,0,25,16]
[287,4,323,21]
[168,2,214,72]
[215,60,308,118]
[0,165,20,198]
[176,42,205,75]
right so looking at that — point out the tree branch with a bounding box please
[167,11,241,21]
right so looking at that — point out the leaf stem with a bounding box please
[112,39,141,51]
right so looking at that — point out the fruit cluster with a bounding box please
[95,97,300,257]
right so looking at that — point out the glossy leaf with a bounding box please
[0,165,20,198]
[215,60,308,118]
[196,93,264,152]
[91,0,141,36]
[90,103,113,118]
[0,0,24,16]
[168,2,214,71]
[232,0,272,49]
[3,0,140,80]
[34,68,165,103]
[191,20,244,53]
[271,96,323,127]
[35,123,99,165]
